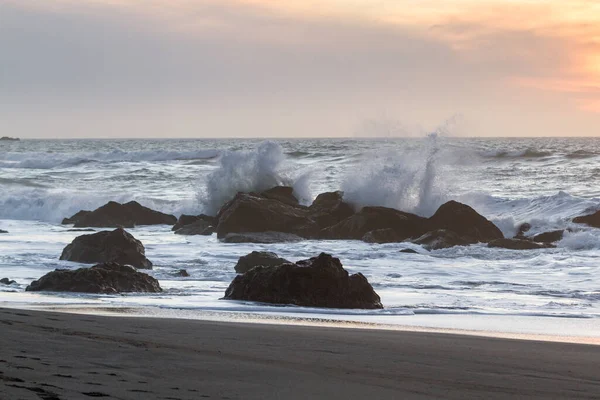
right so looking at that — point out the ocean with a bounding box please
[1,137,600,338]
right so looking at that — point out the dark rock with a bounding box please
[224,253,383,309]
[66,229,96,232]
[429,201,503,243]
[532,230,564,243]
[0,230,7,234]
[260,186,299,207]
[0,136,19,141]
[59,228,153,269]
[400,248,418,254]
[308,191,355,229]
[488,238,555,250]
[235,251,290,274]
[216,193,317,238]
[172,214,216,231]
[413,229,473,250]
[221,232,304,244]
[573,211,600,228]
[63,201,176,228]
[26,263,161,294]
[515,223,532,239]
[362,228,410,244]
[174,219,214,236]
[322,206,430,241]
[0,278,16,285]
[173,269,190,277]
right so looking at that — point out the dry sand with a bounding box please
[0,308,599,399]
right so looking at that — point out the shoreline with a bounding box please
[3,302,600,346]
[1,307,600,399]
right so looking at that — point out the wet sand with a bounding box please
[1,307,599,399]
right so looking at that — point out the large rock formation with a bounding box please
[224,253,383,309]
[234,251,290,274]
[488,238,555,250]
[216,193,316,238]
[26,263,161,294]
[321,206,430,241]
[428,201,503,243]
[60,228,153,269]
[62,201,176,228]
[573,211,600,228]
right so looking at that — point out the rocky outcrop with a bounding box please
[234,251,290,274]
[488,238,555,250]
[573,211,600,228]
[26,263,161,294]
[174,219,214,236]
[308,191,354,229]
[62,201,176,228]
[173,269,190,277]
[172,214,216,231]
[224,253,383,309]
[60,228,153,269]
[429,201,503,243]
[260,186,299,207]
[0,278,16,285]
[216,193,316,238]
[221,232,304,244]
[322,207,430,241]
[532,230,564,243]
[413,229,473,250]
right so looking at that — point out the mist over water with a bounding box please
[2,136,600,332]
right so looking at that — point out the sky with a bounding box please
[2,0,600,138]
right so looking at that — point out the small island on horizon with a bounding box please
[0,136,20,141]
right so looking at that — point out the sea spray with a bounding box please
[198,141,312,215]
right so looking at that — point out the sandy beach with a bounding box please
[0,308,598,399]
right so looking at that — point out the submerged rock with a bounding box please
[26,263,161,294]
[573,211,600,228]
[224,253,383,309]
[400,248,419,254]
[488,238,555,250]
[62,201,176,228]
[428,201,503,243]
[172,214,216,231]
[221,232,304,244]
[413,229,473,250]
[532,230,564,243]
[173,269,190,277]
[174,219,214,236]
[234,251,290,274]
[60,228,153,269]
[0,230,7,234]
[0,278,16,285]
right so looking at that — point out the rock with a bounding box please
[532,230,564,243]
[173,269,190,277]
[174,219,214,236]
[400,248,418,254]
[0,230,7,234]
[0,278,16,285]
[308,191,354,229]
[26,263,161,294]
[488,238,555,250]
[413,229,473,250]
[224,253,383,309]
[429,201,503,243]
[221,232,304,244]
[216,193,317,238]
[172,214,216,231]
[322,206,430,241]
[362,228,410,244]
[573,211,600,228]
[63,201,177,228]
[234,251,290,274]
[0,136,19,141]
[515,223,532,239]
[59,228,153,269]
[260,186,299,207]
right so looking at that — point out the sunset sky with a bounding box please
[2,0,600,137]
